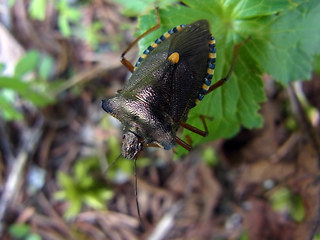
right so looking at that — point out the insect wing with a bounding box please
[167,20,211,123]
[124,20,210,119]
[120,35,175,114]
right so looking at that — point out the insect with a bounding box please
[102,17,231,160]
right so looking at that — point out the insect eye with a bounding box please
[122,134,126,139]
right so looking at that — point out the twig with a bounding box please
[147,201,184,240]
[52,57,121,96]
[0,151,28,234]
[287,83,320,240]
[288,83,320,167]
[0,117,14,165]
[270,132,300,162]
[0,117,44,235]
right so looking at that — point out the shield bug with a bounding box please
[102,17,230,160]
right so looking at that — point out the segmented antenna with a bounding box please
[134,156,145,230]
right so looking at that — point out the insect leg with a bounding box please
[180,121,207,137]
[176,115,213,150]
[206,37,250,95]
[176,114,214,150]
[180,115,212,136]
[175,136,192,151]
[185,135,193,146]
[121,8,161,73]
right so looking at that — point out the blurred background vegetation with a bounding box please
[0,0,320,239]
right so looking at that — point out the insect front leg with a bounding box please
[120,8,161,73]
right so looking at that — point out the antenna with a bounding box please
[134,156,145,231]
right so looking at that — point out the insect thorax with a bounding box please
[102,95,176,154]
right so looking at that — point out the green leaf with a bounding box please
[58,15,71,37]
[133,0,320,156]
[55,157,113,219]
[225,0,294,18]
[0,93,23,120]
[137,2,266,155]
[270,187,305,222]
[55,0,81,37]
[26,233,42,240]
[64,198,82,219]
[238,231,250,240]
[57,171,74,189]
[113,0,179,16]
[314,233,320,240]
[84,195,105,209]
[39,55,54,79]
[290,194,304,222]
[65,8,81,21]
[9,0,16,7]
[14,50,39,78]
[249,0,320,84]
[202,147,218,166]
[29,0,46,20]
[99,189,114,200]
[313,54,320,75]
[82,21,104,49]
[0,63,5,74]
[0,77,54,107]
[54,190,66,200]
[135,157,151,167]
[9,223,30,238]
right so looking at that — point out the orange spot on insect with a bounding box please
[168,52,179,64]
[202,84,210,90]
[209,53,216,59]
[207,68,214,75]
[164,32,170,38]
